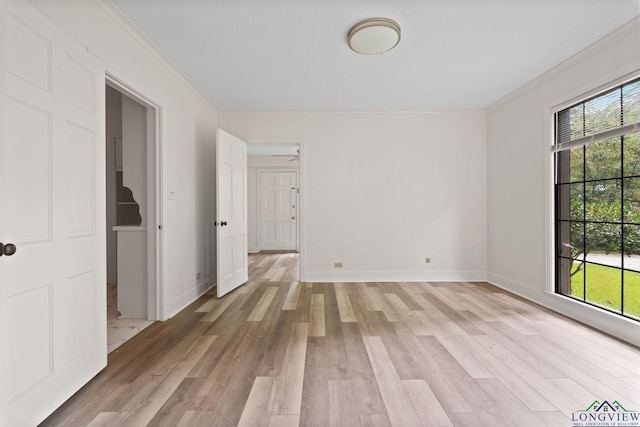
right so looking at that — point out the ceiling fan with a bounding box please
[272,148,299,161]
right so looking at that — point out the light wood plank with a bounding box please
[456,335,557,412]
[472,334,581,416]
[436,336,493,379]
[268,414,300,427]
[356,282,382,311]
[528,335,640,409]
[194,295,217,313]
[448,413,485,427]
[121,335,217,426]
[362,336,422,427]
[396,332,473,414]
[621,377,640,390]
[534,318,640,377]
[360,413,391,427]
[385,293,432,336]
[534,411,571,427]
[248,287,279,321]
[176,410,215,426]
[548,378,599,409]
[309,293,326,337]
[335,282,356,322]
[425,286,467,311]
[476,378,546,427]
[264,266,286,281]
[282,282,301,310]
[457,292,499,322]
[272,322,309,414]
[402,379,453,427]
[86,412,130,426]
[370,288,401,322]
[463,315,564,379]
[496,310,539,336]
[328,380,360,427]
[238,376,279,427]
[201,291,240,322]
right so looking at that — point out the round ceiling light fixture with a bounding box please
[348,17,401,55]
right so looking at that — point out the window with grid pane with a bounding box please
[554,77,640,320]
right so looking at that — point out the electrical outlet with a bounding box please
[168,188,176,200]
[334,262,343,269]
[425,257,431,264]
[196,272,201,280]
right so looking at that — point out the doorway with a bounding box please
[105,77,162,352]
[247,141,302,279]
[258,170,298,251]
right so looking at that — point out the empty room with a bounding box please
[2,0,640,426]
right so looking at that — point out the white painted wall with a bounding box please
[221,112,487,282]
[105,86,121,283]
[247,156,299,252]
[30,0,218,319]
[487,18,640,345]
[121,94,146,225]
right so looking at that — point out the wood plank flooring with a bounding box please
[41,252,640,426]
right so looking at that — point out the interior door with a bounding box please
[216,129,248,297]
[260,171,298,251]
[0,1,106,425]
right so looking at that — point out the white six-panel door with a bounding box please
[260,171,297,251]
[0,1,106,424]
[216,129,248,297]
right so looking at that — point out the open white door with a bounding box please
[216,129,248,297]
[0,1,106,425]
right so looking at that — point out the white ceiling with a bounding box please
[111,0,639,111]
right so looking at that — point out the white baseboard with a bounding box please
[303,270,487,283]
[487,272,640,348]
[164,275,215,320]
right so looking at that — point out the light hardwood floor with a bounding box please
[41,252,640,426]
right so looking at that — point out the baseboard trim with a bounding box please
[304,270,487,283]
[487,272,640,348]
[164,275,215,319]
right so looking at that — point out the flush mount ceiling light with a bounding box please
[348,17,401,55]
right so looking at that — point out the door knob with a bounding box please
[221,221,227,226]
[0,242,17,257]
[291,216,295,220]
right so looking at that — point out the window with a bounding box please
[554,77,640,320]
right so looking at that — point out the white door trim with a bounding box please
[105,73,164,321]
[257,169,299,252]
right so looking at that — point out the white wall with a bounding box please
[30,0,218,319]
[121,94,146,225]
[247,156,299,252]
[487,18,640,345]
[221,111,487,282]
[105,86,121,283]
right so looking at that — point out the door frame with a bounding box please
[105,73,164,321]
[257,169,299,252]
[247,138,305,280]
